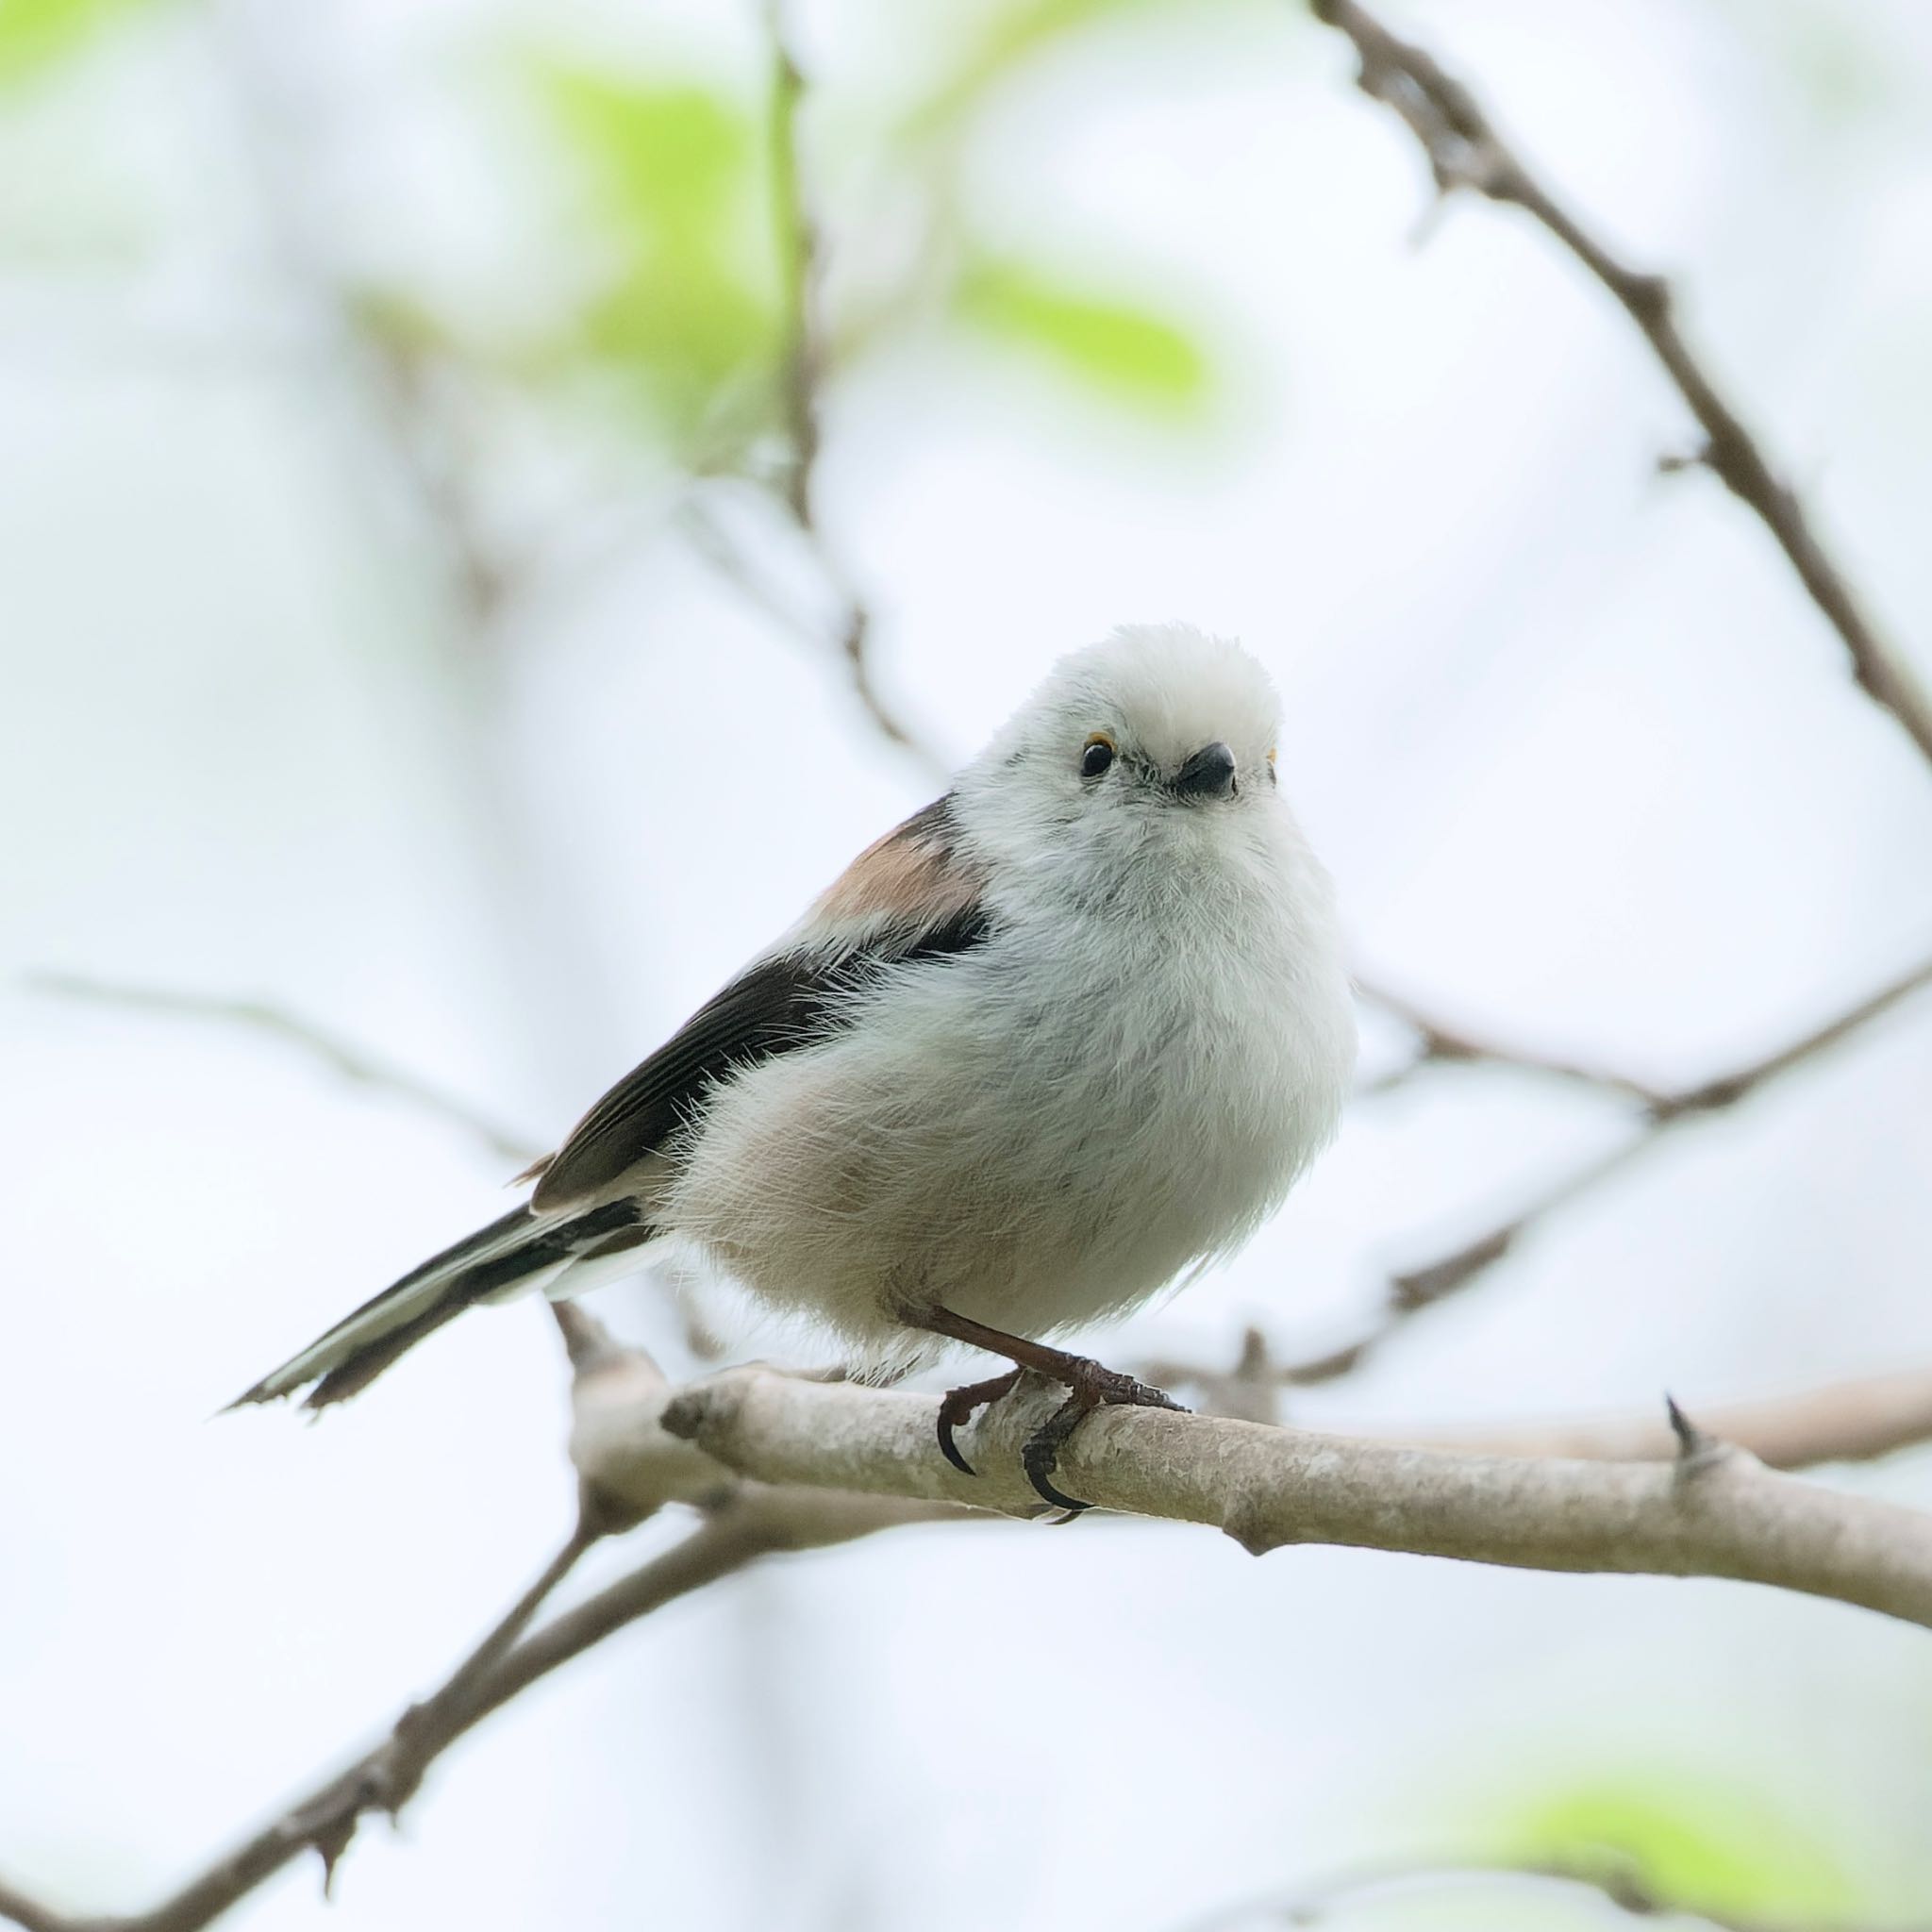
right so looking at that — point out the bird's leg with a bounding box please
[912,1303,1188,1510]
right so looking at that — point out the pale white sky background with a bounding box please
[6,1,1932,1928]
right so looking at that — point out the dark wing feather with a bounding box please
[531,954,839,1209]
[531,796,989,1212]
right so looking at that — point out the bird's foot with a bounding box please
[1022,1361,1187,1515]
[936,1367,1024,1475]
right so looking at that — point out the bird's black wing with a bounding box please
[529,797,988,1212]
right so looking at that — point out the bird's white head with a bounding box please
[955,625,1291,882]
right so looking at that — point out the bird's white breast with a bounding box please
[660,807,1356,1370]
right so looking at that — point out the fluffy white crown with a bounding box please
[1037,624,1280,768]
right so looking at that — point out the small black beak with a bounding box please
[1174,741,1238,800]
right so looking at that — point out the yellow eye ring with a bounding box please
[1080,730,1117,778]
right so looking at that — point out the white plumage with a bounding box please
[236,625,1357,1495]
[671,627,1354,1369]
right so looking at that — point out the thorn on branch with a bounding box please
[1665,1393,1727,1480]
[313,1824,355,1899]
[288,1767,382,1898]
[1656,442,1712,477]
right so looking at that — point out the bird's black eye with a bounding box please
[1080,731,1117,778]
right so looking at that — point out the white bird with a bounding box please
[233,625,1357,1507]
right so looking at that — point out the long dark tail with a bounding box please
[226,1200,652,1411]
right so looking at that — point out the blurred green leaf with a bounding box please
[532,63,780,443]
[0,0,167,87]
[541,67,753,245]
[1506,1775,1862,1922]
[916,0,1178,138]
[956,257,1208,411]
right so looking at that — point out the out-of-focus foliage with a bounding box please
[346,4,1224,475]
[956,255,1208,407]
[911,0,1250,138]
[1715,0,1898,125]
[532,65,782,451]
[1501,1773,1864,1923]
[0,0,165,89]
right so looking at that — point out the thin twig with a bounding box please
[0,1513,609,1932]
[26,973,540,1168]
[1277,954,1932,1388]
[1421,1361,1932,1471]
[1356,977,1672,1108]
[0,1323,983,1932]
[0,1507,956,1932]
[762,1,944,775]
[0,1882,74,1932]
[0,1522,772,1932]
[1307,0,1932,771]
[768,2,822,535]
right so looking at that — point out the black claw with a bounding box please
[1016,1365,1188,1512]
[933,1347,1184,1512]
[1020,1391,1094,1509]
[935,1366,1024,1478]
[1021,1441,1091,1513]
[937,1416,977,1477]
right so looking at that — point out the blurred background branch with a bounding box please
[1237,953,1932,1394]
[1308,0,1932,771]
[25,973,541,1168]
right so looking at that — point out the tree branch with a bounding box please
[0,1882,73,1932]
[0,1323,968,1932]
[1154,1327,1932,1471]
[763,0,945,777]
[1355,976,1673,1108]
[1281,953,1932,1386]
[1307,0,1932,772]
[0,1512,607,1932]
[1381,1362,1932,1471]
[654,1366,1932,1631]
[26,973,538,1168]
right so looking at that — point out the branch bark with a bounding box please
[1377,1363,1932,1471]
[1155,1326,1932,1472]
[654,1366,1932,1631]
[1307,0,1932,772]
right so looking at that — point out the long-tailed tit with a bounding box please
[233,625,1357,1507]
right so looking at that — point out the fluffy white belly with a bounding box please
[659,901,1354,1363]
